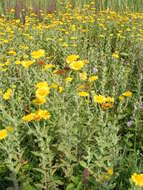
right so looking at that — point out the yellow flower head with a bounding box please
[44,64,55,71]
[59,86,63,93]
[31,49,45,59]
[66,54,79,64]
[8,50,16,56]
[112,51,119,59]
[22,113,36,122]
[105,96,115,103]
[36,82,49,89]
[78,91,89,97]
[21,60,35,68]
[88,75,98,83]
[119,95,124,101]
[32,97,46,105]
[122,91,132,97]
[36,86,50,99]
[107,168,113,175]
[131,173,143,187]
[0,129,8,140]
[34,109,51,121]
[7,127,14,133]
[3,88,12,100]
[51,83,58,89]
[79,72,87,81]
[94,95,106,104]
[65,77,73,83]
[69,60,84,71]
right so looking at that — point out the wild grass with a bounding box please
[1,0,143,13]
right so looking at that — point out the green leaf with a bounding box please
[79,161,87,168]
[22,182,37,190]
[66,183,75,190]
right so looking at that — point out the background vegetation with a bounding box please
[1,0,143,13]
[0,1,143,190]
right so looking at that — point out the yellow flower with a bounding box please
[131,173,143,187]
[69,60,84,71]
[0,129,8,140]
[7,127,14,133]
[22,109,50,122]
[65,77,73,83]
[122,91,132,97]
[8,50,16,56]
[51,83,58,89]
[5,60,10,65]
[79,72,87,81]
[105,97,115,103]
[36,87,50,99]
[112,51,119,59]
[119,95,124,101]
[44,64,55,71]
[107,168,113,175]
[104,168,113,181]
[22,113,36,122]
[15,60,21,65]
[31,49,45,59]
[62,42,68,47]
[36,82,49,88]
[59,86,63,93]
[34,109,51,120]
[32,97,46,105]
[88,75,98,83]
[94,95,106,104]
[78,91,89,97]
[66,54,79,64]
[21,60,35,68]
[104,175,110,181]
[3,88,12,100]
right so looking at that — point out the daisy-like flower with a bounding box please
[66,54,79,64]
[122,91,132,97]
[79,72,87,81]
[0,129,8,140]
[65,77,73,83]
[119,95,124,101]
[34,109,51,121]
[88,75,98,83]
[21,60,35,68]
[3,88,12,100]
[78,91,89,97]
[22,113,36,122]
[32,97,46,105]
[59,86,63,93]
[51,83,58,89]
[131,173,143,187]
[69,60,85,71]
[105,97,115,103]
[36,86,50,99]
[31,49,45,59]
[112,51,119,59]
[94,95,106,104]
[107,168,113,175]
[44,64,55,71]
[7,127,14,133]
[36,82,49,88]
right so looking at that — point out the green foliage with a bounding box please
[0,1,143,190]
